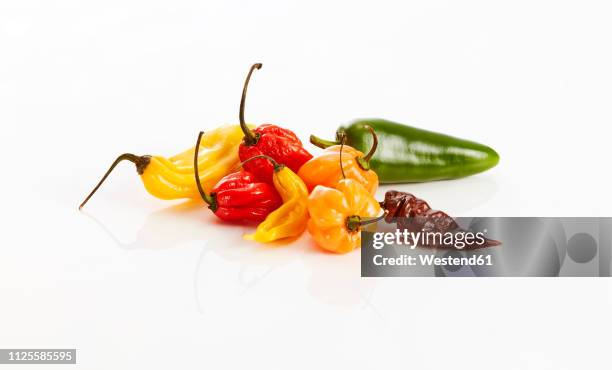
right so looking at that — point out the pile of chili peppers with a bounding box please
[80,63,500,254]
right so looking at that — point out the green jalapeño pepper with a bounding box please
[310,119,499,183]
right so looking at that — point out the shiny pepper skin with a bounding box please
[298,145,378,195]
[244,157,309,243]
[193,132,282,223]
[236,64,312,184]
[307,179,382,254]
[145,124,250,199]
[79,124,248,209]
[209,171,282,222]
[240,124,313,183]
[310,119,500,183]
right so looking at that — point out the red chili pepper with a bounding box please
[194,132,282,222]
[237,63,313,183]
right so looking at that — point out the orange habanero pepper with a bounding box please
[298,126,379,195]
[307,178,384,254]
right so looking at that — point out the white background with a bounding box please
[2,1,612,369]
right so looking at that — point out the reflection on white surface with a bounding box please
[80,174,499,315]
[74,174,499,324]
[82,200,220,250]
[83,201,383,314]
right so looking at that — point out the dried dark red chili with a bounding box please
[380,190,500,248]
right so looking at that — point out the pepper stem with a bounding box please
[346,215,362,232]
[194,131,217,210]
[346,211,388,232]
[79,153,151,210]
[310,134,340,149]
[240,154,284,172]
[339,133,347,179]
[240,63,263,146]
[356,125,378,171]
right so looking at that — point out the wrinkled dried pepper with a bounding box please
[380,190,500,248]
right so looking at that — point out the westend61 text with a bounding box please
[372,254,493,267]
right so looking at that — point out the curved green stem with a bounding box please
[356,125,378,171]
[79,153,151,210]
[194,131,217,210]
[339,133,346,179]
[346,211,387,233]
[310,134,340,149]
[240,154,283,172]
[240,63,262,146]
[360,211,387,226]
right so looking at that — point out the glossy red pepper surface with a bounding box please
[239,124,312,183]
[193,131,282,223]
[236,63,312,183]
[210,170,282,222]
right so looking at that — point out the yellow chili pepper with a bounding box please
[307,179,383,254]
[298,126,379,195]
[79,124,250,209]
[243,155,309,243]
